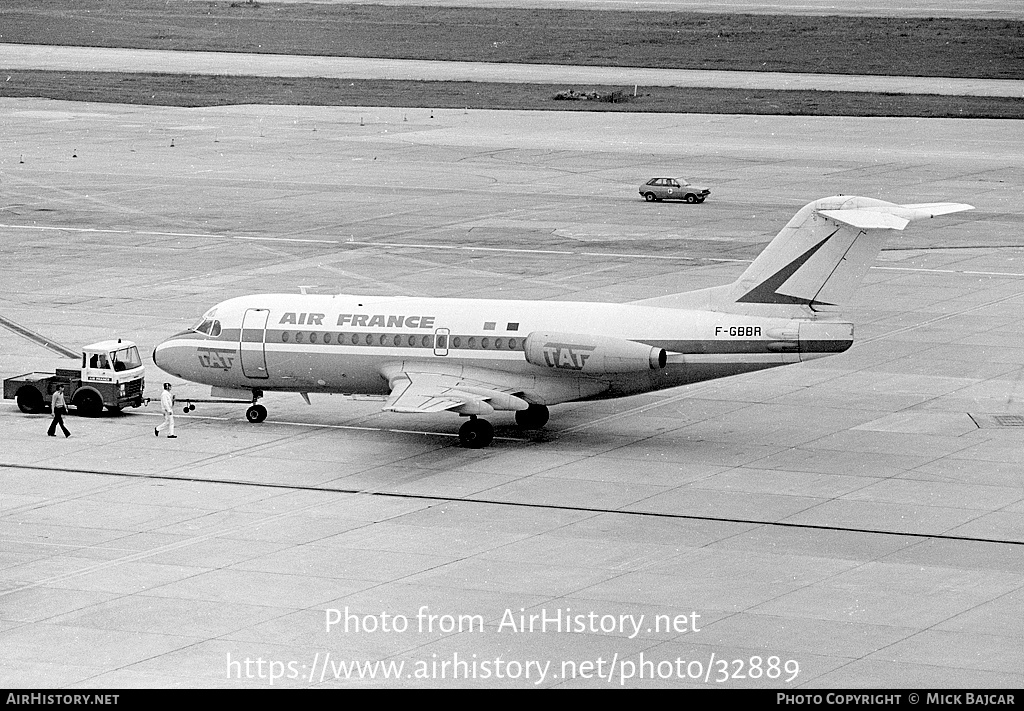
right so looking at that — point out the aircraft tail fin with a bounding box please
[637,196,973,315]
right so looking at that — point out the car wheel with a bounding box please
[684,194,697,203]
[696,197,706,203]
[643,192,657,202]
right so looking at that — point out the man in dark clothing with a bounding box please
[47,384,71,438]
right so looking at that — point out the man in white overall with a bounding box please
[155,382,177,438]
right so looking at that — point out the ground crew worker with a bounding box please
[155,382,177,438]
[47,384,70,438]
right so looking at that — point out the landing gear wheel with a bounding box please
[246,404,268,423]
[684,194,697,203]
[643,192,657,202]
[515,404,549,430]
[459,418,494,449]
[16,387,44,414]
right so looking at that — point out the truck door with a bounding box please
[84,351,111,383]
[240,308,270,379]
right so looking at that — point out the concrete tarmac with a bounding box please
[1,100,1023,688]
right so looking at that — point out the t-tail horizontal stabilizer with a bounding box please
[635,196,973,315]
[817,201,974,231]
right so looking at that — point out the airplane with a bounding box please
[152,196,973,448]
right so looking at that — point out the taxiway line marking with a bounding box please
[10,224,1024,270]
[874,266,1024,278]
[1,461,1020,547]
[0,470,397,598]
[132,409,527,442]
[0,313,79,359]
[0,223,748,262]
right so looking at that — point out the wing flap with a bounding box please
[382,366,530,415]
[383,373,472,413]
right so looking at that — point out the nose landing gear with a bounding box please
[245,403,268,423]
[174,389,267,422]
[245,390,267,423]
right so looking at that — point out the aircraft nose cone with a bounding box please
[152,336,186,377]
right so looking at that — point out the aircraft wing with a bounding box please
[381,364,531,416]
[383,372,468,413]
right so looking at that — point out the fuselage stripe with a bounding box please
[174,331,852,356]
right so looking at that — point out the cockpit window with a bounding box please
[193,319,223,337]
[112,346,142,371]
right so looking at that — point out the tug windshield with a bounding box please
[111,346,142,371]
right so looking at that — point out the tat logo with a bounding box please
[197,347,236,370]
[541,342,597,370]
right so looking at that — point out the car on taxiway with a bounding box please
[639,178,710,203]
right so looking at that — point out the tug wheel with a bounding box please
[16,387,44,414]
[74,391,103,417]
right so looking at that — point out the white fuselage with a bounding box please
[153,293,851,406]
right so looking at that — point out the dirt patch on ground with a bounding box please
[3,71,1022,119]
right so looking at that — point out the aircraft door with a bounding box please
[433,328,450,357]
[240,308,270,379]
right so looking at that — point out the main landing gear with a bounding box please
[458,404,550,449]
[515,403,549,430]
[459,416,493,449]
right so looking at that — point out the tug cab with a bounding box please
[4,339,146,415]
